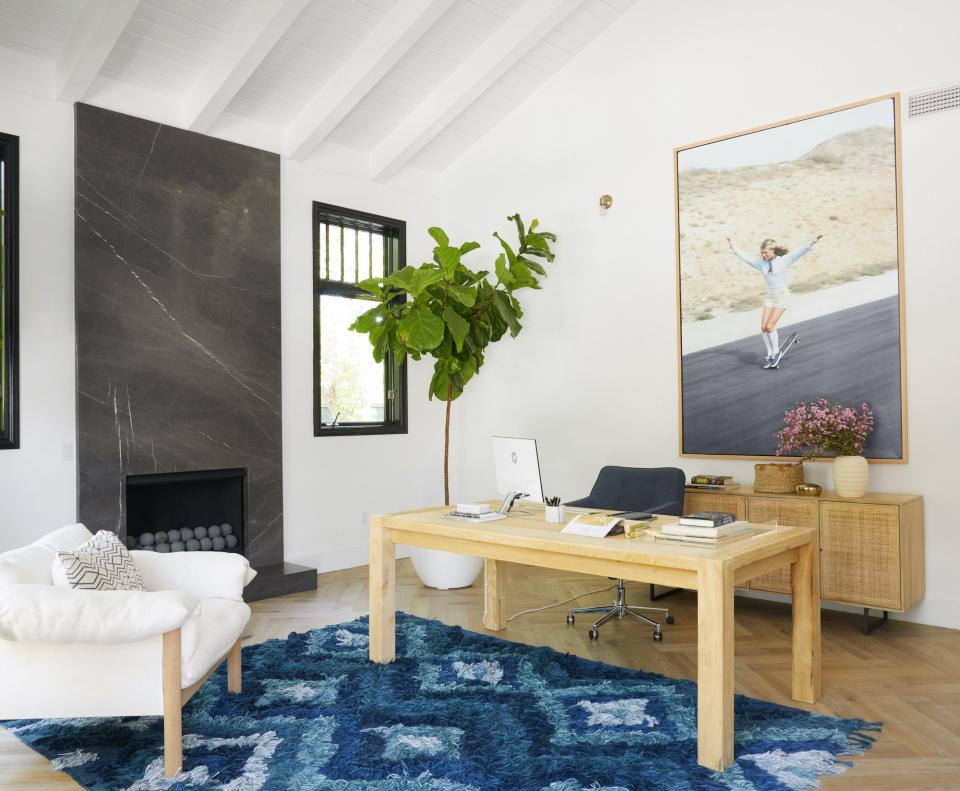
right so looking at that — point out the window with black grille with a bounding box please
[0,132,19,450]
[313,202,407,436]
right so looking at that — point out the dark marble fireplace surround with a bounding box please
[75,104,314,601]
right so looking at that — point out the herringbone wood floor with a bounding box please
[3,560,959,790]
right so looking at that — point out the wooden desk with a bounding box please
[368,506,821,771]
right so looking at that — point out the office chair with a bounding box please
[565,466,686,642]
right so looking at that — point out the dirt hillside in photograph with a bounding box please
[678,126,898,323]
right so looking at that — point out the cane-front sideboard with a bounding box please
[684,486,923,631]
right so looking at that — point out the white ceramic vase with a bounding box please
[408,547,483,590]
[833,455,869,498]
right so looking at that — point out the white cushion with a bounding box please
[181,598,250,687]
[32,523,95,553]
[53,530,145,591]
[0,545,55,587]
[0,584,199,644]
[0,524,94,588]
[131,550,256,602]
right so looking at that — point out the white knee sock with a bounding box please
[761,333,774,355]
[769,329,780,352]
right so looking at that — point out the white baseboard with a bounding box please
[289,543,411,575]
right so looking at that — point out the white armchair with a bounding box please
[0,523,256,777]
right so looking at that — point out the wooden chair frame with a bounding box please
[162,629,242,777]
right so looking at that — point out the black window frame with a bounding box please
[313,201,407,437]
[0,132,19,450]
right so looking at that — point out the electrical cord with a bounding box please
[506,583,616,623]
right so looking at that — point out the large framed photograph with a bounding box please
[674,94,907,461]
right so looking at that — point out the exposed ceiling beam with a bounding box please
[0,45,54,99]
[182,0,311,132]
[285,0,455,161]
[369,0,582,181]
[55,0,140,103]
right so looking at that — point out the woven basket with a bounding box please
[754,462,804,494]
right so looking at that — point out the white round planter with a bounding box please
[833,455,869,498]
[409,547,483,590]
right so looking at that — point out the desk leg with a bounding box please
[697,559,734,771]
[369,516,395,664]
[791,534,821,703]
[483,559,506,631]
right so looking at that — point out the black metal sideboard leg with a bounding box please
[862,608,889,635]
[649,584,682,601]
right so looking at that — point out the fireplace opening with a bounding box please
[125,468,246,555]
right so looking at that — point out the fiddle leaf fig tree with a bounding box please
[350,214,556,505]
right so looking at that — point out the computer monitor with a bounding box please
[492,436,544,503]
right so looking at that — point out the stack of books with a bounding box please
[686,474,740,491]
[654,511,752,546]
[448,503,505,522]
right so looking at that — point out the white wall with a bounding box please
[281,160,445,572]
[439,0,960,629]
[0,88,77,548]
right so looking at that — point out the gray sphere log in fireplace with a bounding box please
[126,468,247,555]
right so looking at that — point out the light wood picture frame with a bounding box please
[674,94,907,462]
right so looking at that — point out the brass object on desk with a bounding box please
[795,483,822,497]
[624,520,648,539]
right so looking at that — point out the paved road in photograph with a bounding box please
[681,296,903,458]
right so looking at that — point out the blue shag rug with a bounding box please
[3,613,879,790]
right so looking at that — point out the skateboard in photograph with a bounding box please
[770,331,800,369]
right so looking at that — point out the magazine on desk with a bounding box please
[562,514,627,538]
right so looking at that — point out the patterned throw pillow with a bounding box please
[54,530,145,591]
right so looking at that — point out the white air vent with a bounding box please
[908,84,960,118]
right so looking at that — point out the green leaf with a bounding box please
[525,233,548,251]
[385,265,445,298]
[459,353,477,383]
[521,246,554,261]
[356,278,386,298]
[398,304,445,351]
[429,367,448,401]
[372,325,391,362]
[493,231,518,266]
[508,213,525,242]
[442,305,470,351]
[435,246,461,276]
[449,283,477,307]
[523,232,555,261]
[459,241,481,256]
[494,253,513,286]
[428,226,449,247]
[350,304,386,334]
[492,290,522,337]
[517,255,546,276]
[508,258,537,290]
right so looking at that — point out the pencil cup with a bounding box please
[545,505,565,524]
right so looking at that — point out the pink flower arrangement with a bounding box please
[776,398,874,460]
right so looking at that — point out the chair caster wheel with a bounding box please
[653,630,663,642]
[566,613,575,625]
[588,628,599,640]
[666,615,675,625]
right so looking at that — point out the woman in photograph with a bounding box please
[726,235,823,368]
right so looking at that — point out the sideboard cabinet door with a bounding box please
[747,497,820,593]
[820,502,901,610]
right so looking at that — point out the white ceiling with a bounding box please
[0,0,634,179]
